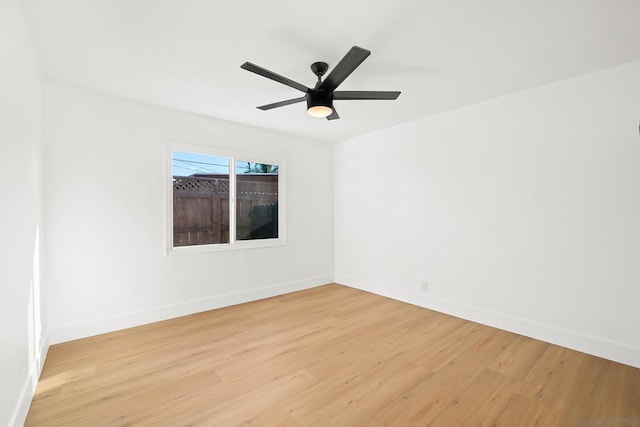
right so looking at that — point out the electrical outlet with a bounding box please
[421,281,429,293]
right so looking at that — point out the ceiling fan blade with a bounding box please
[334,90,401,100]
[327,107,340,120]
[241,62,310,93]
[318,46,370,92]
[257,96,307,110]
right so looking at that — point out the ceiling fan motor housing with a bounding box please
[307,89,333,110]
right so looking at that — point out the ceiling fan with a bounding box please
[240,46,401,120]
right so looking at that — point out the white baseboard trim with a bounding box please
[49,274,333,345]
[335,274,640,369]
[9,333,49,427]
[10,372,34,427]
[38,333,49,374]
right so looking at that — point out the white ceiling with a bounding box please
[20,0,640,142]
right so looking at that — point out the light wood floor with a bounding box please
[26,284,640,426]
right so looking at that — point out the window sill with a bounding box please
[167,238,286,255]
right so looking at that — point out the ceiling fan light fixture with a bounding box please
[241,46,400,121]
[306,90,333,118]
[307,105,333,118]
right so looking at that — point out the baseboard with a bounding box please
[9,333,49,427]
[10,372,34,427]
[335,273,640,369]
[49,274,333,345]
[38,333,49,374]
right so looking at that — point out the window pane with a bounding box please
[235,161,279,241]
[172,150,230,246]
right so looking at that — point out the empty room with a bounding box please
[2,0,640,425]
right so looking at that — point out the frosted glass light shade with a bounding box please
[307,105,333,118]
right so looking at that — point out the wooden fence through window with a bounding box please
[173,174,278,246]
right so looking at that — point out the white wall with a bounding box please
[335,60,640,368]
[44,83,334,343]
[0,0,47,425]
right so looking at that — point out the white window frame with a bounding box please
[166,141,286,254]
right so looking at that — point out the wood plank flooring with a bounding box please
[26,284,640,426]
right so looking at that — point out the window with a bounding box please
[168,145,285,253]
